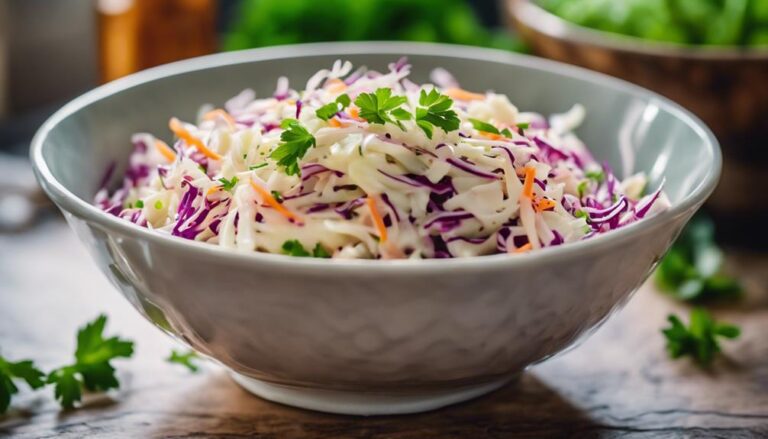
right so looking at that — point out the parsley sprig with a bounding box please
[47,315,134,409]
[415,89,460,139]
[218,176,239,192]
[316,94,351,121]
[354,88,412,129]
[166,349,201,373]
[656,216,742,302]
[0,355,45,414]
[469,118,516,137]
[281,240,332,258]
[663,308,740,367]
[269,119,317,176]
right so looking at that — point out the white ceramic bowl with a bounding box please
[31,43,720,415]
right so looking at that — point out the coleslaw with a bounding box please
[96,58,669,259]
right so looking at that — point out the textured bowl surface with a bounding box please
[31,42,720,414]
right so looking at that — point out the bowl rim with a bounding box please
[30,41,721,274]
[508,0,768,60]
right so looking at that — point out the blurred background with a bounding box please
[0,0,766,250]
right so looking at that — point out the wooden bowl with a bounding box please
[507,0,768,247]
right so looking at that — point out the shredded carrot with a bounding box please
[328,118,343,128]
[535,198,556,212]
[249,179,303,224]
[348,107,360,120]
[326,78,347,93]
[154,140,177,163]
[480,131,503,141]
[444,87,486,101]
[523,166,536,198]
[169,117,222,161]
[202,109,236,129]
[514,243,532,253]
[366,196,388,243]
[206,186,221,196]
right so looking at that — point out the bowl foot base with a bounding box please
[230,372,513,416]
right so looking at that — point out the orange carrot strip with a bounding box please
[328,118,343,128]
[154,139,177,163]
[523,166,536,198]
[202,109,236,129]
[444,87,485,101]
[168,117,222,161]
[366,196,388,243]
[249,179,303,224]
[348,107,360,120]
[206,186,221,196]
[326,78,347,93]
[480,131,503,141]
[535,199,556,212]
[514,243,532,253]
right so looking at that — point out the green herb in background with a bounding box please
[0,355,45,414]
[655,216,742,302]
[47,315,134,409]
[167,350,201,373]
[540,0,768,46]
[663,308,740,367]
[224,0,525,52]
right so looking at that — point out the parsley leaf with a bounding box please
[577,181,589,198]
[354,88,411,128]
[315,94,351,121]
[585,170,605,183]
[282,240,311,257]
[469,118,499,135]
[516,122,530,130]
[271,190,283,203]
[663,308,740,367]
[218,176,239,192]
[47,315,134,409]
[249,163,268,170]
[312,243,332,258]
[656,216,742,302]
[269,119,317,176]
[166,350,201,373]
[501,128,514,137]
[134,200,144,209]
[415,89,460,139]
[281,240,332,258]
[0,356,45,414]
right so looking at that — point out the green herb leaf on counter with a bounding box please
[316,94,351,121]
[663,308,740,367]
[270,119,317,176]
[0,356,46,414]
[47,315,134,409]
[166,350,201,373]
[656,216,742,302]
[354,88,411,129]
[415,89,460,139]
[281,240,332,258]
